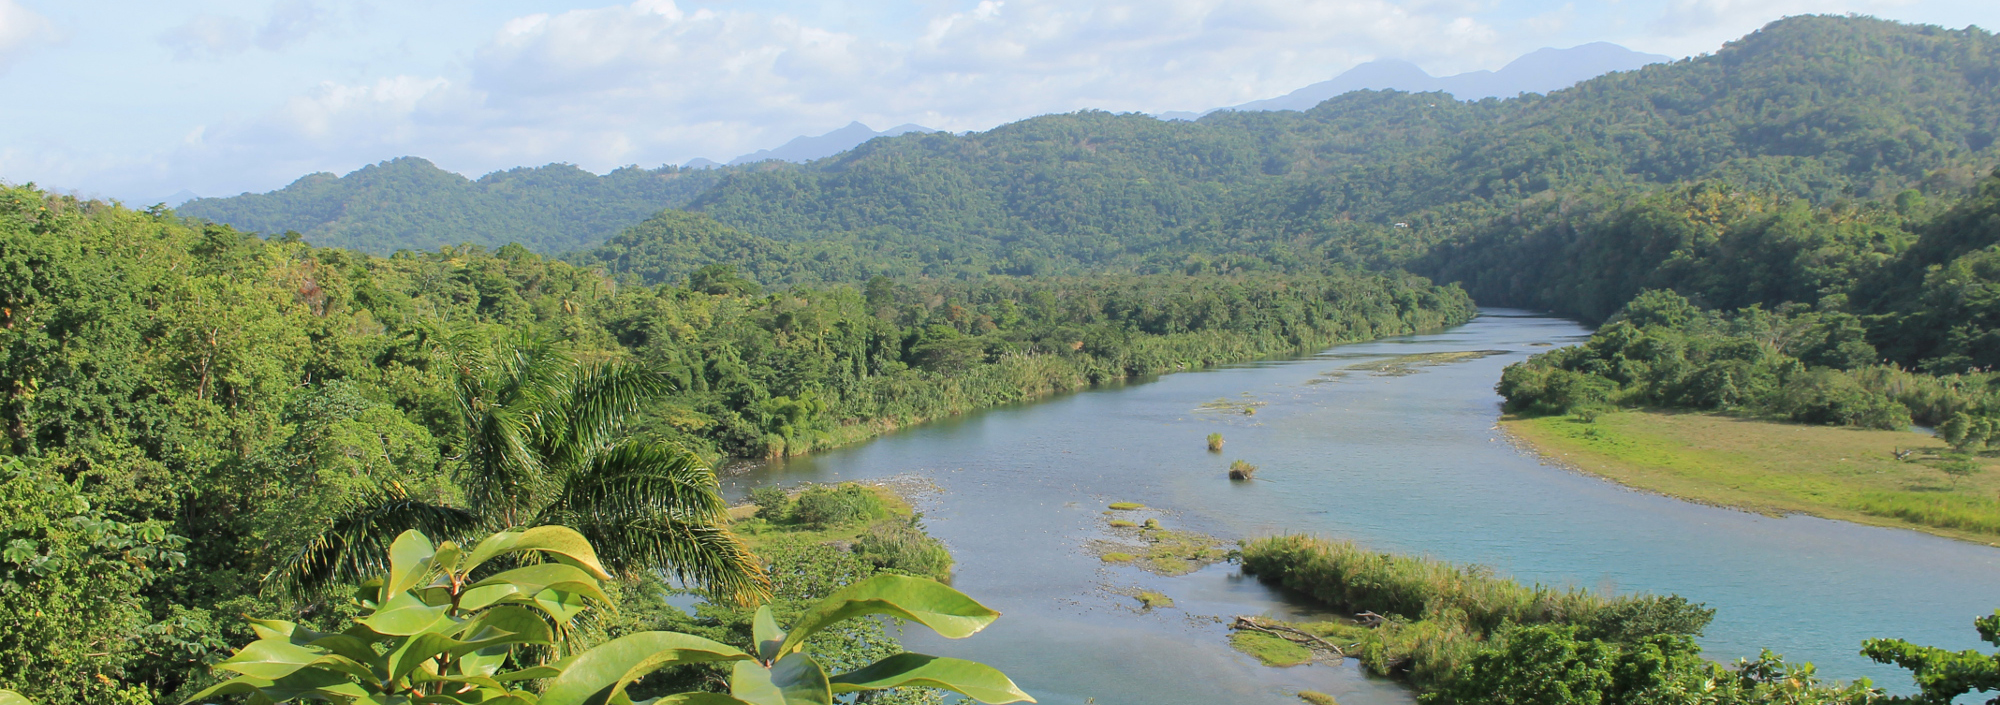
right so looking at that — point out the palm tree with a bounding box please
[275,336,769,603]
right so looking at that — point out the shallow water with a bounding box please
[723,310,2000,705]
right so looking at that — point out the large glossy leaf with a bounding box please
[358,591,453,636]
[536,632,752,705]
[829,653,1035,703]
[776,575,1000,657]
[387,530,439,595]
[647,694,760,705]
[388,632,459,683]
[728,656,828,705]
[768,654,831,705]
[729,654,832,705]
[751,606,785,663]
[460,526,615,584]
[457,605,555,651]
[217,639,330,680]
[182,675,276,702]
[468,563,609,605]
[0,691,28,705]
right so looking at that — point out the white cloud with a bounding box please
[158,1,336,60]
[0,0,59,73]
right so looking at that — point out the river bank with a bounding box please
[1502,410,2000,546]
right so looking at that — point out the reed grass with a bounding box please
[1239,535,1711,690]
[1208,432,1225,452]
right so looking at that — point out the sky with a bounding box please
[1,0,1994,204]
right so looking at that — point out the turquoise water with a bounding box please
[723,310,2000,705]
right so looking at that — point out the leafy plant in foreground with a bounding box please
[190,527,1032,704]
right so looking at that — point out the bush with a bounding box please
[1771,369,1912,429]
[788,483,889,529]
[851,517,953,579]
[748,486,790,521]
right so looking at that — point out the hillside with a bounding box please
[176,158,729,254]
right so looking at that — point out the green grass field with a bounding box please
[1505,411,2000,546]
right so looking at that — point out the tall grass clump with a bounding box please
[788,482,890,529]
[1229,459,1257,480]
[1849,492,2000,535]
[1239,535,1714,689]
[1208,433,1226,451]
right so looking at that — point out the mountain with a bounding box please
[723,121,936,165]
[1178,42,1672,116]
[671,16,1998,279]
[177,158,728,254]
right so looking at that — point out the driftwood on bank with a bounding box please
[1230,616,1346,658]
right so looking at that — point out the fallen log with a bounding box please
[1231,616,1346,658]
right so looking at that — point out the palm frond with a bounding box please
[532,441,769,604]
[546,361,670,469]
[267,485,480,596]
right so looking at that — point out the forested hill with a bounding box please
[175,158,731,254]
[177,16,1999,274]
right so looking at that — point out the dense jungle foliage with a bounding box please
[0,184,1471,703]
[1497,168,2000,432]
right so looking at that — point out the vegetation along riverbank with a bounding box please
[1236,535,1997,704]
[1504,411,2000,545]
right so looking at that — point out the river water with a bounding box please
[722,310,2000,705]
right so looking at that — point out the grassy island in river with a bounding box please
[1504,411,2000,544]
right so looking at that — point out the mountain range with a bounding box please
[177,17,1998,268]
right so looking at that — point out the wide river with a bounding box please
[722,310,2000,705]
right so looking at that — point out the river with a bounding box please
[721,310,2000,705]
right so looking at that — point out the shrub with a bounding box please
[748,485,790,521]
[1208,433,1225,451]
[789,483,889,529]
[1771,369,1912,429]
[852,517,954,579]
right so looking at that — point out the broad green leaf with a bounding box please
[777,575,1000,657]
[248,618,311,642]
[459,529,524,575]
[647,694,760,705]
[181,675,275,703]
[217,639,327,680]
[768,653,831,705]
[0,691,28,705]
[468,563,608,605]
[307,634,384,672]
[358,591,453,636]
[829,653,1035,703]
[493,664,563,682]
[459,525,612,580]
[457,582,523,612]
[729,661,783,705]
[388,632,458,683]
[536,632,752,705]
[506,525,612,579]
[456,605,554,651]
[530,587,592,625]
[387,530,438,595]
[729,655,830,705]
[752,606,785,663]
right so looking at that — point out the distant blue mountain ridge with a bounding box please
[710,121,937,167]
[1156,42,1672,119]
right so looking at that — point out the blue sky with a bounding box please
[2,0,1994,203]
